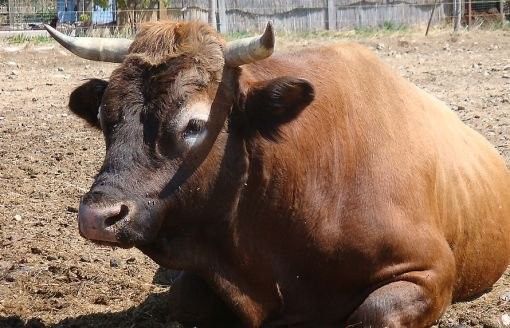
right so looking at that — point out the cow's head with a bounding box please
[46,22,314,264]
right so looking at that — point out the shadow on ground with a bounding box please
[0,268,183,328]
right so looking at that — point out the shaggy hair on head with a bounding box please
[127,21,226,71]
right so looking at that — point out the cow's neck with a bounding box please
[200,134,283,326]
[198,137,294,326]
[142,131,283,326]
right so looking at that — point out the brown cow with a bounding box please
[45,21,510,327]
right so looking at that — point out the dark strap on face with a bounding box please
[159,69,237,198]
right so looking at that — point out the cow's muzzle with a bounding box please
[78,201,132,244]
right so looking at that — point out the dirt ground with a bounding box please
[0,27,509,327]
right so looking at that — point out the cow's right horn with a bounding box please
[44,25,132,63]
[224,21,275,67]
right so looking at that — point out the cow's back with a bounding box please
[244,43,510,301]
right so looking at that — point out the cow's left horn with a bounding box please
[224,21,275,67]
[44,25,132,63]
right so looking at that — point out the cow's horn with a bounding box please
[224,21,275,67]
[44,24,132,63]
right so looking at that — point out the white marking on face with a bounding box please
[178,101,211,148]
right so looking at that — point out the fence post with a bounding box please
[208,0,217,30]
[500,0,505,24]
[467,0,471,28]
[217,0,227,33]
[327,0,337,30]
[159,0,168,20]
[425,0,438,36]
[8,0,14,28]
[453,0,461,31]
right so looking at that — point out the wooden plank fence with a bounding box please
[164,0,445,32]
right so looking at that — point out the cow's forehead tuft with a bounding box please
[126,21,225,70]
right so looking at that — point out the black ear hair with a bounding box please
[69,79,108,129]
[243,76,314,141]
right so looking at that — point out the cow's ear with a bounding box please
[242,76,314,141]
[69,79,108,130]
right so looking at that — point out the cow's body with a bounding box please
[49,22,509,327]
[252,45,510,301]
[152,44,510,326]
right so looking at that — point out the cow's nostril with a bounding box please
[104,204,130,228]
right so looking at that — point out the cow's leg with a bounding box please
[167,271,242,327]
[345,270,453,328]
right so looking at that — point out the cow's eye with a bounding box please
[183,119,206,138]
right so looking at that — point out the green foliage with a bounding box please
[381,21,408,31]
[21,11,57,23]
[354,21,409,36]
[94,0,111,9]
[272,22,411,41]
[79,13,91,22]
[481,19,510,30]
[225,31,252,41]
[7,34,53,44]
[112,0,171,10]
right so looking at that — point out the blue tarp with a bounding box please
[56,0,78,23]
[56,0,115,24]
[92,0,115,24]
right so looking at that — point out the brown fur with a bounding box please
[68,21,510,327]
[128,21,225,68]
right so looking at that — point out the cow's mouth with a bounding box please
[78,221,135,249]
[88,238,134,249]
[138,239,174,268]
[137,243,171,267]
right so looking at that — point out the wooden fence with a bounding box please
[163,0,446,32]
[2,0,508,32]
